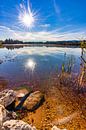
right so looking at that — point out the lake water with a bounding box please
[0,46,86,130]
[0,46,81,88]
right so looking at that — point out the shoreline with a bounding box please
[2,44,81,48]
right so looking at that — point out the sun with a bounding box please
[22,12,34,28]
[18,0,38,29]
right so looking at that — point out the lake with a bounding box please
[0,46,86,130]
[0,46,81,89]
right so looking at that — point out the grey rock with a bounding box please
[2,120,36,130]
[0,89,16,107]
[0,104,9,127]
[0,105,16,128]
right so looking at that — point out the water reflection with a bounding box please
[25,59,36,71]
[0,47,81,86]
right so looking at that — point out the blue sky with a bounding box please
[0,0,86,41]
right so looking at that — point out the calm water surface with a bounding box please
[0,47,81,88]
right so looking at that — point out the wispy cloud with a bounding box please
[53,0,61,15]
[53,0,62,20]
[0,25,86,41]
[40,24,51,28]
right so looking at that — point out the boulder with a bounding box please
[23,91,44,111]
[15,88,29,107]
[2,120,36,130]
[15,88,29,99]
[0,105,17,128]
[15,87,33,111]
[0,104,9,127]
[0,89,16,107]
[15,86,32,100]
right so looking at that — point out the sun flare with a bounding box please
[22,13,34,27]
[18,0,38,29]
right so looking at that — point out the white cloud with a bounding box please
[0,47,81,62]
[0,25,86,41]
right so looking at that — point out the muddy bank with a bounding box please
[17,74,86,130]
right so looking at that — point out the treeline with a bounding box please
[3,39,23,44]
[2,39,86,47]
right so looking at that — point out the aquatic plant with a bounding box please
[55,64,58,73]
[66,55,75,73]
[61,63,65,73]
[61,55,75,74]
[0,42,3,48]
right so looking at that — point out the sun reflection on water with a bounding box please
[25,59,36,71]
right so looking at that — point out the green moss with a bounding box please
[81,41,86,48]
[14,85,33,92]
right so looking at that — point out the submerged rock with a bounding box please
[0,89,16,107]
[15,86,32,100]
[2,120,36,130]
[15,88,30,99]
[15,86,33,109]
[23,91,44,111]
[15,87,32,111]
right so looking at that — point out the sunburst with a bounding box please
[18,0,38,30]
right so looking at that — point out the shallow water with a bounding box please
[0,46,81,88]
[0,46,86,130]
